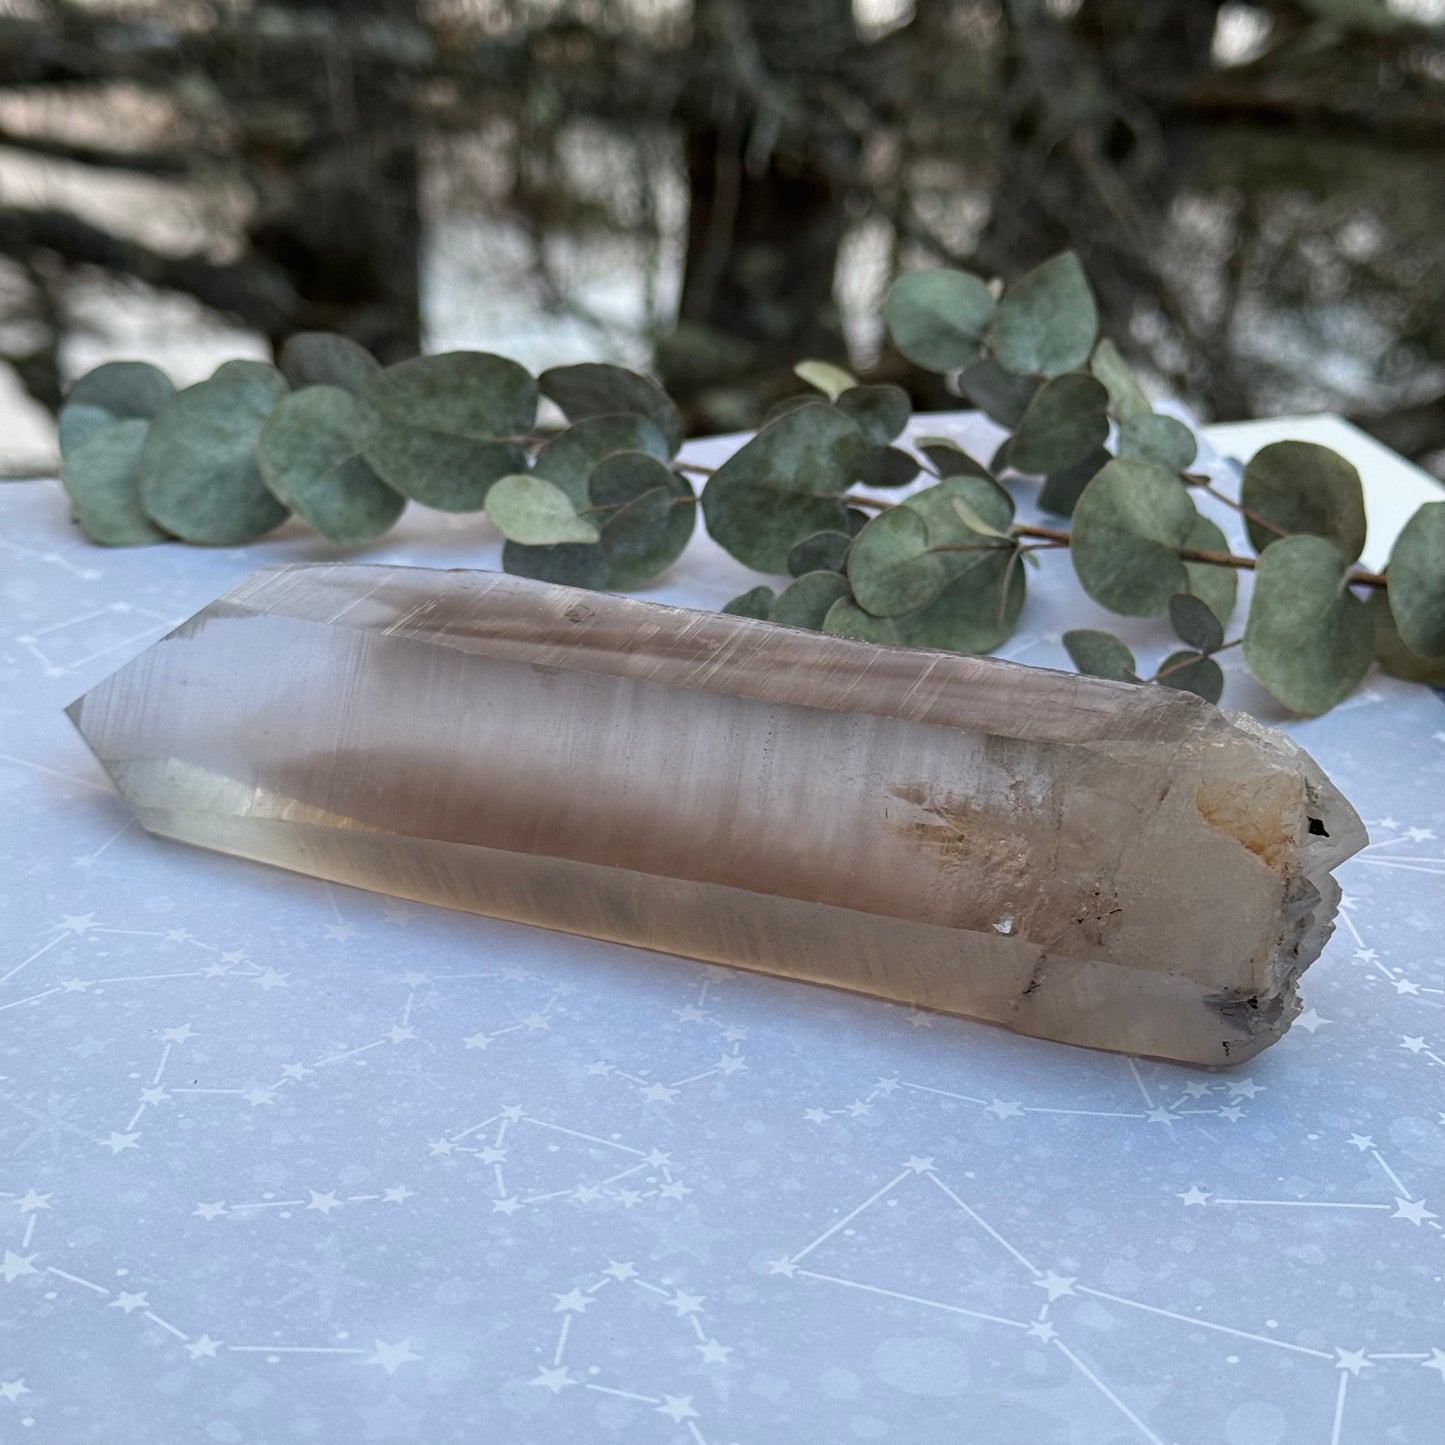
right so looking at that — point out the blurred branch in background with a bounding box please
[0,0,1441,471]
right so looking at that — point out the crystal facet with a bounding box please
[67,564,1365,1065]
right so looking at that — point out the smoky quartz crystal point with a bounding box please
[68,564,1364,1065]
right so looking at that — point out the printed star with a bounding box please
[602,1261,639,1281]
[57,913,98,934]
[844,1100,872,1117]
[696,1339,733,1364]
[324,923,357,942]
[666,1290,705,1317]
[1422,1348,1445,1381]
[139,1087,169,1106]
[186,1335,221,1360]
[59,977,90,992]
[659,1180,692,1200]
[0,1377,31,1401]
[1296,1009,1331,1033]
[674,1004,708,1023]
[904,1156,936,1174]
[280,1064,311,1080]
[382,1185,413,1203]
[1034,1272,1077,1302]
[1,1252,39,1283]
[1181,1081,1213,1098]
[306,1191,342,1214]
[573,1185,603,1203]
[613,1188,644,1208]
[766,1258,797,1276]
[1333,1348,1373,1376]
[386,1025,416,1043]
[500,1105,525,1121]
[716,1054,746,1074]
[1353,948,1380,964]
[1219,1106,1244,1123]
[16,1189,51,1213]
[364,1339,421,1374]
[160,1024,195,1044]
[522,1013,550,1032]
[987,1099,1023,1119]
[645,1150,673,1168]
[252,968,288,990]
[584,1059,612,1074]
[1396,979,1423,996]
[193,1202,227,1220]
[220,950,248,964]
[1402,1037,1429,1054]
[478,1147,507,1165]
[1393,1197,1437,1225]
[1376,817,1401,830]
[1145,1108,1177,1126]
[720,1026,747,1043]
[1227,1079,1264,1099]
[803,1108,828,1124]
[1026,1321,1059,1343]
[1178,1186,1211,1207]
[1348,1134,1375,1151]
[874,1077,900,1094]
[656,1395,699,1423]
[401,970,430,986]
[242,1087,276,1106]
[463,1033,492,1050]
[1407,827,1436,842]
[201,962,229,978]
[642,1084,678,1102]
[163,929,192,944]
[100,1131,140,1153]
[492,1196,521,1215]
[429,1138,454,1156]
[553,1289,593,1314]
[530,1364,575,1393]
[110,1290,149,1313]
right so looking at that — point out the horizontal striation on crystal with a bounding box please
[67,564,1365,1065]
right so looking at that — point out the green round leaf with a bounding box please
[957,360,1039,429]
[770,570,853,630]
[1037,448,1109,518]
[532,414,670,507]
[278,332,381,395]
[1386,501,1445,658]
[1089,339,1151,420]
[1240,441,1366,561]
[486,474,600,545]
[1368,588,1445,684]
[858,445,921,490]
[138,363,290,544]
[904,472,1015,539]
[848,505,943,616]
[1168,591,1224,654]
[787,529,852,576]
[258,385,404,543]
[1070,458,1196,616]
[501,539,609,589]
[987,253,1098,378]
[1182,513,1238,625]
[1243,534,1372,715]
[721,586,775,620]
[1156,650,1224,704]
[835,384,911,446]
[885,270,994,371]
[821,597,902,643]
[60,360,175,457]
[589,450,678,509]
[539,362,682,456]
[599,472,696,589]
[360,352,537,511]
[1063,629,1137,682]
[700,406,866,573]
[794,359,857,401]
[1117,413,1197,471]
[887,548,1025,653]
[916,437,994,481]
[1007,372,1110,475]
[60,417,169,546]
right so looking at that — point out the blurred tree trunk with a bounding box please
[240,0,422,361]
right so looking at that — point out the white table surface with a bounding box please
[2,415,1444,1445]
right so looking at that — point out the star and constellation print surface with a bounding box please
[3,451,1445,1444]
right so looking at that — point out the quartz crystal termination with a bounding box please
[68,564,1364,1066]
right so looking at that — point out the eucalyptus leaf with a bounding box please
[278,332,380,394]
[885,269,994,371]
[771,570,854,630]
[885,547,1025,653]
[1385,501,1445,657]
[486,474,601,545]
[138,363,291,544]
[821,597,902,643]
[787,529,853,576]
[1037,448,1109,518]
[916,437,994,481]
[360,352,537,510]
[1168,591,1224,654]
[987,253,1098,378]
[1007,372,1110,475]
[599,472,696,588]
[1069,458,1196,616]
[539,362,682,456]
[848,505,945,616]
[722,586,775,620]
[1117,413,1197,471]
[903,472,1015,539]
[1063,629,1137,682]
[1090,339,1151,420]
[794,359,857,401]
[501,539,609,589]
[1243,534,1372,715]
[858,445,921,490]
[1240,441,1367,561]
[701,405,866,572]
[60,360,175,457]
[60,418,169,546]
[588,450,678,509]
[1182,513,1238,624]
[835,384,910,445]
[1368,587,1445,684]
[532,414,670,507]
[957,360,1039,429]
[1155,650,1224,704]
[258,385,404,543]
